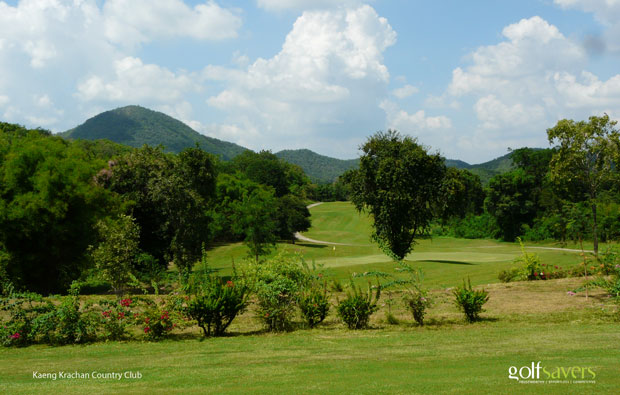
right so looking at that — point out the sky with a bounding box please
[1,0,619,163]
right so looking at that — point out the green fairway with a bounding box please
[206,202,588,288]
[3,201,616,394]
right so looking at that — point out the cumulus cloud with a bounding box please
[103,0,242,47]
[380,99,452,131]
[445,16,620,157]
[256,0,368,11]
[391,84,419,99]
[554,0,620,52]
[77,57,196,103]
[204,5,396,156]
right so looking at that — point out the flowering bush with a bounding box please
[0,288,54,347]
[137,301,176,341]
[98,298,134,341]
[186,276,249,337]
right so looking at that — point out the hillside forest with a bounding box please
[1,114,619,294]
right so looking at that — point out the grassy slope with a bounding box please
[207,202,587,288]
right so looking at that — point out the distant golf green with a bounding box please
[206,202,586,288]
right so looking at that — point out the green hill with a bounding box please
[275,149,359,184]
[445,152,515,185]
[61,105,247,160]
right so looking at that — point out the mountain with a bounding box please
[61,105,247,160]
[275,149,359,184]
[445,152,515,185]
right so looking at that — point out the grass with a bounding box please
[2,201,617,393]
[207,202,590,288]
[1,278,618,393]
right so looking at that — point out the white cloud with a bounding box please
[554,0,620,52]
[446,16,620,150]
[391,84,418,99]
[256,0,367,11]
[76,57,196,103]
[204,5,396,156]
[0,95,8,107]
[380,99,452,131]
[103,0,242,47]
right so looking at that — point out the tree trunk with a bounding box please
[591,202,598,257]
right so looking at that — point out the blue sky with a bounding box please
[1,0,619,163]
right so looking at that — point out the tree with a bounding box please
[0,124,119,293]
[438,167,484,224]
[91,214,141,296]
[485,169,537,241]
[231,188,279,262]
[99,145,216,272]
[345,130,446,260]
[547,114,620,256]
[275,194,311,243]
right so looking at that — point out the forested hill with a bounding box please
[445,152,516,185]
[61,105,247,160]
[275,149,359,184]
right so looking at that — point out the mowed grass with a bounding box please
[3,202,616,393]
[1,278,618,394]
[207,202,591,288]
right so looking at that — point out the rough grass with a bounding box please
[1,278,619,393]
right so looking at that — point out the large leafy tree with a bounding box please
[547,114,620,256]
[485,169,537,241]
[0,123,118,293]
[231,187,279,262]
[99,145,216,272]
[345,130,446,260]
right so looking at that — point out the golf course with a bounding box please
[1,202,618,394]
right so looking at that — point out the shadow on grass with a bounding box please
[294,243,328,249]
[415,259,474,265]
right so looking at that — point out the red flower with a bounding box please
[120,298,132,307]
[102,310,111,318]
[9,332,20,339]
[133,313,139,318]
[144,327,150,333]
[226,280,234,287]
[534,272,538,277]
[145,317,150,323]
[160,311,169,320]
[264,313,270,318]
[118,312,125,320]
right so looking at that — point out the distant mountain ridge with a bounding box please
[60,105,520,184]
[61,105,247,160]
[275,149,359,184]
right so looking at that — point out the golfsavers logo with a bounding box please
[508,362,596,384]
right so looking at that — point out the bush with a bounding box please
[186,277,249,337]
[403,290,431,326]
[251,254,309,332]
[298,281,330,328]
[0,287,54,347]
[138,299,176,341]
[498,267,521,283]
[337,281,380,329]
[453,278,489,323]
[98,298,134,341]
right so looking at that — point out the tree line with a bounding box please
[0,123,312,294]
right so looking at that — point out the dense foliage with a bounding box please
[345,130,446,260]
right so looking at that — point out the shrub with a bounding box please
[39,284,96,345]
[186,277,249,337]
[403,290,431,326]
[498,267,521,283]
[98,298,134,341]
[453,278,489,323]
[298,281,330,328]
[138,299,176,341]
[0,288,53,347]
[337,281,380,329]
[251,254,309,332]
